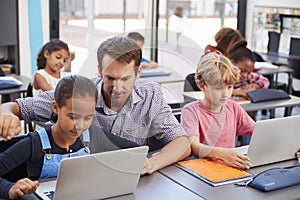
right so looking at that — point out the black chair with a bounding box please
[289,38,300,80]
[184,73,200,92]
[267,31,280,53]
[25,83,35,132]
[289,37,300,95]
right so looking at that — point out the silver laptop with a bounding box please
[35,146,149,200]
[245,115,300,167]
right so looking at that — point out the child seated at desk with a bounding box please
[0,75,97,199]
[127,32,158,70]
[32,39,72,96]
[181,52,255,169]
[229,40,270,99]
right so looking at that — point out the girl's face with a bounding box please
[53,96,95,140]
[234,58,254,81]
[44,49,69,73]
[201,82,233,112]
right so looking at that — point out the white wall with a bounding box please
[18,0,49,78]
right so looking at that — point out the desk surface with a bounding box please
[0,75,31,95]
[256,66,293,75]
[159,160,300,200]
[183,91,300,112]
[258,52,300,66]
[140,66,184,84]
[28,172,202,200]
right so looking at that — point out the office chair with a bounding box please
[289,37,300,95]
[184,73,200,92]
[24,83,35,132]
[267,31,280,53]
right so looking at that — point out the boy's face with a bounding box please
[234,58,254,81]
[53,96,95,140]
[99,54,141,111]
[202,82,233,108]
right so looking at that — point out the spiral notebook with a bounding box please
[176,158,253,187]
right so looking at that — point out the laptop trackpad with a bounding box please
[35,180,56,200]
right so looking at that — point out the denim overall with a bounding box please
[37,128,90,179]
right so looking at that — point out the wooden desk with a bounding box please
[182,91,300,116]
[140,66,184,84]
[0,75,31,97]
[159,160,300,200]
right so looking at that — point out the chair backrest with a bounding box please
[289,38,300,79]
[267,31,280,53]
[25,83,35,132]
[289,37,300,56]
[26,82,33,97]
[184,73,200,92]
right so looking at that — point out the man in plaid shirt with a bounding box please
[0,36,191,175]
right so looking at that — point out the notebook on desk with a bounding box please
[35,146,149,200]
[234,115,300,168]
[140,68,172,77]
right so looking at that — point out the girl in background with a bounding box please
[229,40,270,99]
[205,27,243,57]
[33,39,72,96]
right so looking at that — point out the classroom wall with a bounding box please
[18,0,49,79]
[245,0,300,48]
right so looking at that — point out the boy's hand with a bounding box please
[8,178,39,199]
[217,148,252,169]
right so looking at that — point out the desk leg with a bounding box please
[269,74,275,89]
[270,109,275,118]
[288,72,293,94]
[284,106,293,117]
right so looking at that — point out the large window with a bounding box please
[59,0,238,103]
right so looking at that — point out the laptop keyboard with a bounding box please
[44,191,55,200]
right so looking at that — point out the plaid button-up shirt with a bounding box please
[234,72,270,89]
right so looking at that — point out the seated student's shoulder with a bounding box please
[182,100,200,113]
[225,99,246,112]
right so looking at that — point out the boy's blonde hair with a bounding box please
[195,52,240,86]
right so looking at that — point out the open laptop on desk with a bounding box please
[234,115,300,168]
[35,146,148,200]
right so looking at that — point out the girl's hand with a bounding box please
[8,178,39,199]
[295,148,300,158]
